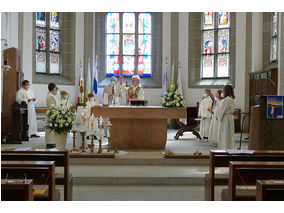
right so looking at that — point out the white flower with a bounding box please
[176,103,180,107]
[65,123,69,126]
[49,123,53,127]
[54,124,58,127]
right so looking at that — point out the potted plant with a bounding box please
[162,83,185,108]
[46,103,75,149]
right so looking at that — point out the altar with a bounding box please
[91,106,186,150]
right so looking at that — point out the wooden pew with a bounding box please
[205,150,284,201]
[222,161,284,201]
[35,107,48,120]
[256,179,284,201]
[1,148,73,201]
[1,161,57,201]
[1,179,33,201]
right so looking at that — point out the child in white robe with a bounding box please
[208,90,223,147]
[59,90,72,108]
[216,85,235,149]
[198,89,213,140]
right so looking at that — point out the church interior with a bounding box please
[1,4,284,209]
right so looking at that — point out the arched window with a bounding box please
[35,12,61,74]
[201,12,230,79]
[270,12,278,62]
[106,12,152,77]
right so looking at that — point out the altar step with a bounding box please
[59,165,212,186]
[70,156,209,166]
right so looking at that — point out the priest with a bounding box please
[119,75,144,102]
[103,76,121,105]
[16,80,39,138]
[45,83,58,148]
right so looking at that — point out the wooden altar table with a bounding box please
[91,106,186,150]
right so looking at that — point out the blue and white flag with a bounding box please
[93,55,98,94]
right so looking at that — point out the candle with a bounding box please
[90,114,94,131]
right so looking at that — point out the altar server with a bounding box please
[45,83,58,148]
[208,90,223,146]
[198,89,213,140]
[120,75,144,101]
[16,80,39,138]
[216,85,235,149]
[103,76,121,105]
[59,90,72,107]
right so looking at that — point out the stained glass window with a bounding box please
[36,12,46,27]
[201,12,230,78]
[123,34,135,55]
[50,12,59,30]
[50,30,60,52]
[217,54,229,77]
[107,12,120,33]
[218,12,230,28]
[106,12,152,77]
[218,29,229,53]
[270,12,278,62]
[50,53,60,74]
[203,30,214,54]
[203,12,214,30]
[36,52,46,73]
[35,12,61,74]
[36,28,46,51]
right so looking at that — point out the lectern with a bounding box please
[1,48,27,144]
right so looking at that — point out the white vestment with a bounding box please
[16,88,38,136]
[103,84,121,105]
[198,96,213,138]
[208,99,222,144]
[120,83,144,101]
[216,96,235,149]
[45,92,58,145]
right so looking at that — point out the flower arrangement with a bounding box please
[46,103,75,134]
[162,83,185,108]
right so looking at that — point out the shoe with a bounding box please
[46,144,56,149]
[30,134,40,138]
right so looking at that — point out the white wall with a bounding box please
[251,12,263,72]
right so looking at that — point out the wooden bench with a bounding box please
[1,148,73,201]
[256,179,284,201]
[205,150,284,201]
[221,161,284,201]
[1,160,57,201]
[1,179,33,201]
[35,107,48,120]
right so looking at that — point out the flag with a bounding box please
[169,60,175,92]
[176,64,183,96]
[170,60,175,85]
[162,60,169,95]
[78,61,83,103]
[86,58,92,98]
[93,55,98,94]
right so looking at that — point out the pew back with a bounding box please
[227,161,284,201]
[208,150,284,200]
[1,149,71,201]
[1,161,55,201]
